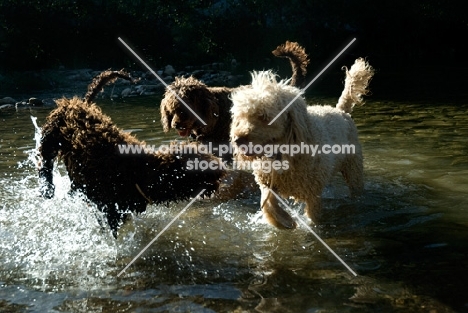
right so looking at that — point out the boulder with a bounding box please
[28,97,44,106]
[0,97,17,105]
[121,88,132,98]
[163,65,176,76]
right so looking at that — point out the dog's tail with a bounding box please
[336,58,374,114]
[272,41,309,88]
[84,69,135,104]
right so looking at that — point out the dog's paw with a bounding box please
[262,204,297,229]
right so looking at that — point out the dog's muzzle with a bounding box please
[174,123,191,137]
[232,136,256,156]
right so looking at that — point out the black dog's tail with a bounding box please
[272,41,309,88]
[84,69,135,104]
[38,69,136,198]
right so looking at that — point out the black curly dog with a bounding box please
[38,70,226,237]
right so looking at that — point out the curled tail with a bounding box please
[272,41,309,88]
[336,58,374,114]
[84,69,136,104]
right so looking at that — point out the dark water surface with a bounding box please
[1,94,467,312]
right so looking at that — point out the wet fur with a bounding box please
[38,70,226,237]
[272,40,310,88]
[230,58,374,229]
[160,41,309,159]
[161,77,233,148]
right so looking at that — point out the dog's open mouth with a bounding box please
[239,149,257,157]
[177,129,191,137]
[234,145,262,158]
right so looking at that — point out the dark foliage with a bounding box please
[0,0,466,70]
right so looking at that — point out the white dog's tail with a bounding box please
[336,58,374,114]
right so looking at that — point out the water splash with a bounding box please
[21,116,43,170]
[0,116,127,292]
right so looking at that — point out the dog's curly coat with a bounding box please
[38,70,226,237]
[230,58,374,229]
[160,41,309,158]
[161,77,232,144]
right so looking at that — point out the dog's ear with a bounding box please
[285,102,308,144]
[160,102,172,132]
[258,112,269,123]
[195,89,219,123]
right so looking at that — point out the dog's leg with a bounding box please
[102,200,146,238]
[304,196,322,225]
[38,128,60,199]
[104,206,127,239]
[260,185,296,229]
[99,202,132,238]
[303,180,326,224]
[341,155,364,197]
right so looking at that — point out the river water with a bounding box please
[1,94,467,312]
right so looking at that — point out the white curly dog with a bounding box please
[230,58,374,229]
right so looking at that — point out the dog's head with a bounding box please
[160,76,219,138]
[230,71,308,157]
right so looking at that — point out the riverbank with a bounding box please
[0,63,244,110]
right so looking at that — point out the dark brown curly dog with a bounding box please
[160,41,309,159]
[161,77,232,145]
[272,40,310,88]
[38,70,226,238]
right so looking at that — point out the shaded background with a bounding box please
[0,0,467,100]
[1,2,468,312]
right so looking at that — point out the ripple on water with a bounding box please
[0,101,467,312]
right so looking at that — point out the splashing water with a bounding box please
[1,98,468,312]
[0,113,278,295]
[0,116,127,293]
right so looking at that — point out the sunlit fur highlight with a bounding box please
[230,58,374,229]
